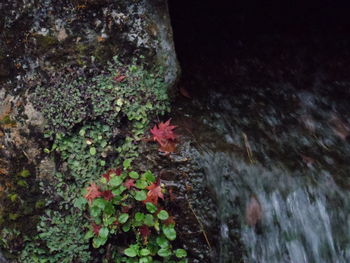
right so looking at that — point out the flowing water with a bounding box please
[176,38,350,263]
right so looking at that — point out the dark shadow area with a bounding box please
[169,0,350,95]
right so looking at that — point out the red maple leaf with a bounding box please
[101,190,114,201]
[84,183,102,204]
[123,179,135,189]
[150,119,177,147]
[144,182,164,205]
[92,223,101,236]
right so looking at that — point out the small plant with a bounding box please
[84,159,188,262]
[20,211,91,263]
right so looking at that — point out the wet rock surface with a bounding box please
[0,0,179,93]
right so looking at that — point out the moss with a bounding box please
[34,34,59,51]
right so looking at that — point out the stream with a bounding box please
[176,37,350,263]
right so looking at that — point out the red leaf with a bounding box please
[158,141,176,154]
[179,86,192,99]
[114,75,126,82]
[144,182,164,205]
[84,183,102,204]
[123,179,135,189]
[163,216,176,226]
[150,119,177,147]
[139,225,151,240]
[92,223,101,236]
[102,168,122,182]
[121,205,131,213]
[101,190,114,201]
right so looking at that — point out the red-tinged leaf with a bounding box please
[121,205,131,213]
[158,141,176,154]
[116,168,122,176]
[163,216,176,226]
[92,223,101,236]
[124,179,135,189]
[139,225,151,240]
[245,196,262,227]
[150,119,177,147]
[102,168,122,181]
[102,172,110,182]
[179,86,192,99]
[84,183,102,204]
[144,182,164,205]
[101,190,114,201]
[169,187,176,201]
[114,75,126,82]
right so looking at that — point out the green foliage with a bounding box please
[34,57,170,134]
[18,55,174,263]
[49,122,114,206]
[20,211,91,263]
[85,160,187,262]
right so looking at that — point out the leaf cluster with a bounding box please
[85,160,188,262]
[20,211,91,263]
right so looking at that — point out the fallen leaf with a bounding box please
[124,179,135,189]
[150,119,177,147]
[245,195,262,227]
[179,86,192,99]
[101,190,114,201]
[84,183,102,204]
[114,75,126,83]
[144,182,164,205]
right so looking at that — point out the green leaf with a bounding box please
[124,247,137,257]
[157,248,172,257]
[110,176,123,187]
[73,197,87,209]
[146,202,157,213]
[112,185,126,196]
[93,235,107,248]
[157,210,169,220]
[122,221,131,232]
[144,214,154,227]
[79,129,86,136]
[104,202,115,216]
[139,249,150,256]
[135,179,148,189]
[118,213,129,224]
[89,147,97,155]
[175,249,187,258]
[91,206,101,218]
[156,236,169,248]
[139,257,151,263]
[162,224,176,240]
[129,171,139,179]
[135,212,145,222]
[134,190,147,201]
[143,171,155,182]
[19,169,30,178]
[84,230,94,240]
[99,227,109,239]
[123,159,132,169]
[92,198,107,210]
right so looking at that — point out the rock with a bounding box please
[0,250,7,263]
[57,27,68,42]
